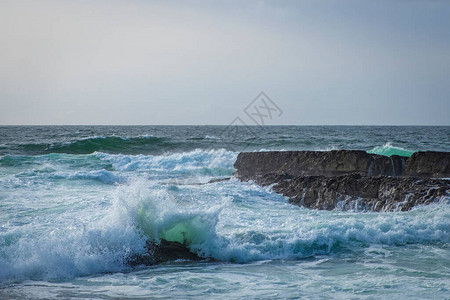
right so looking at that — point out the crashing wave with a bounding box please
[367,142,415,157]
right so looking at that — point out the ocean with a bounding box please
[0,125,449,299]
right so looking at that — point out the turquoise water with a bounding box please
[0,126,449,299]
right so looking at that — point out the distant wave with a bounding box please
[187,135,221,141]
[15,136,177,155]
[367,142,415,157]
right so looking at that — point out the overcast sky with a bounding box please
[0,0,449,125]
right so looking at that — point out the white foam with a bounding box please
[95,149,237,173]
[1,150,449,282]
[52,170,125,184]
[205,135,221,140]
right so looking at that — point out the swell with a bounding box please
[11,136,183,155]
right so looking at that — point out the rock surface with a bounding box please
[128,239,206,266]
[250,173,449,211]
[404,151,450,178]
[235,150,450,179]
[234,150,450,211]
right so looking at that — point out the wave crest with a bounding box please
[367,142,415,157]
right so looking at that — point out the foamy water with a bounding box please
[1,126,449,299]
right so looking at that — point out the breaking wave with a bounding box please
[1,176,449,282]
[367,142,415,157]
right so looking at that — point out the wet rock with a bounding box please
[128,239,205,266]
[234,150,407,179]
[207,177,231,184]
[234,150,450,211]
[250,173,449,211]
[404,151,450,178]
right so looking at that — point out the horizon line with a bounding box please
[1,124,449,127]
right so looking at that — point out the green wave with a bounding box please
[367,143,415,157]
[19,136,175,155]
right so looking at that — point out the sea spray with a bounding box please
[0,200,145,281]
[112,179,223,248]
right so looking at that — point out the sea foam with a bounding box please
[95,148,236,173]
[1,148,449,283]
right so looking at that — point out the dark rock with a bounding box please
[234,150,407,180]
[233,150,450,211]
[128,239,206,266]
[404,151,450,178]
[207,177,231,184]
[252,173,449,212]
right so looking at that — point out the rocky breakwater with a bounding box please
[234,150,450,211]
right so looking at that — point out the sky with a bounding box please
[0,0,449,125]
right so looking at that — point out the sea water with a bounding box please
[0,126,449,299]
